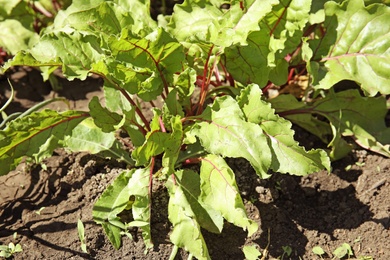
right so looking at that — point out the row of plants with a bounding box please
[1,0,390,258]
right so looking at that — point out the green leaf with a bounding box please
[89,96,124,132]
[64,117,133,165]
[162,115,184,176]
[127,167,152,248]
[314,0,390,95]
[77,219,88,253]
[190,96,272,178]
[168,0,277,47]
[101,222,122,250]
[333,243,353,258]
[261,0,311,63]
[166,169,215,260]
[243,245,262,260]
[271,90,390,159]
[0,110,88,176]
[312,246,325,255]
[238,84,331,175]
[93,169,133,222]
[269,94,333,144]
[93,167,151,249]
[174,67,196,110]
[52,0,155,37]
[132,131,169,166]
[6,31,104,80]
[167,0,223,45]
[225,0,311,87]
[93,169,133,249]
[200,154,258,236]
[109,28,184,101]
[224,30,271,87]
[0,0,34,29]
[0,20,38,55]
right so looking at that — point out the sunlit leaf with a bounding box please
[313,0,390,95]
[190,96,272,178]
[0,110,88,176]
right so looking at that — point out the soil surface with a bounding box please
[0,68,389,259]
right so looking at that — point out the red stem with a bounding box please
[31,2,53,17]
[159,116,166,133]
[118,89,151,131]
[93,72,151,132]
[183,157,202,165]
[196,45,215,115]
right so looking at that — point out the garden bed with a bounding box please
[0,68,389,259]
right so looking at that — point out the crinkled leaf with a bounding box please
[190,96,272,178]
[0,110,88,176]
[168,0,277,47]
[53,0,155,38]
[225,0,311,87]
[313,0,390,95]
[200,154,258,236]
[238,84,330,174]
[167,1,222,45]
[108,28,184,101]
[166,169,217,260]
[6,31,103,80]
[174,67,196,110]
[261,0,311,65]
[93,169,133,249]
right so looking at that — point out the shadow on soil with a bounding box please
[253,173,389,258]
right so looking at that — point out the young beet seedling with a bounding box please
[1,0,390,258]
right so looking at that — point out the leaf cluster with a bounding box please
[1,0,390,258]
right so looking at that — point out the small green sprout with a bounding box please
[0,242,23,258]
[77,219,88,254]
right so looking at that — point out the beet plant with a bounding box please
[1,0,390,258]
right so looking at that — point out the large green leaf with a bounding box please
[52,0,156,38]
[168,0,277,47]
[166,169,220,260]
[190,96,272,178]
[313,0,390,95]
[200,154,258,236]
[271,90,390,159]
[64,117,133,165]
[6,30,104,80]
[238,84,331,175]
[0,110,88,176]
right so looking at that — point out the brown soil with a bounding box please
[0,68,389,259]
